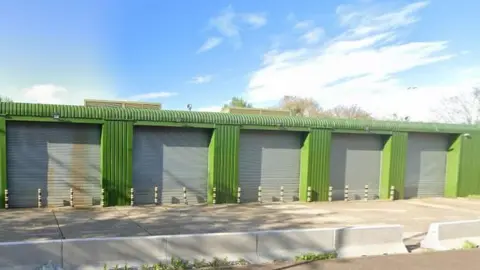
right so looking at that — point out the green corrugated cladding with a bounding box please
[299,129,332,202]
[101,121,133,206]
[445,135,462,197]
[379,132,408,199]
[457,132,480,197]
[208,125,239,204]
[0,102,478,133]
[0,117,6,208]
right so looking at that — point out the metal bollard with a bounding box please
[390,186,395,201]
[183,187,187,205]
[154,186,158,205]
[344,185,349,201]
[258,186,262,203]
[364,185,369,201]
[38,188,42,208]
[130,188,134,206]
[307,186,312,202]
[237,187,241,204]
[70,188,74,207]
[101,188,105,207]
[4,189,8,209]
[212,187,216,205]
[328,186,333,202]
[280,186,284,203]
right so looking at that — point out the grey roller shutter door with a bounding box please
[6,122,101,208]
[330,134,383,201]
[132,127,209,205]
[405,133,448,199]
[239,130,301,203]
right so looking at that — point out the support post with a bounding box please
[37,188,42,208]
[344,185,349,201]
[130,188,134,206]
[70,188,74,207]
[258,186,262,203]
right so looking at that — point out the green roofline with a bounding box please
[0,102,477,133]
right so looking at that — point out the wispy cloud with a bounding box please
[294,20,314,30]
[201,6,267,50]
[197,37,223,53]
[129,91,177,101]
[197,105,223,112]
[245,1,457,121]
[190,75,213,84]
[301,27,325,44]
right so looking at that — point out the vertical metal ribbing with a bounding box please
[4,189,8,209]
[364,185,369,201]
[70,188,74,207]
[328,186,333,202]
[37,188,42,208]
[258,186,262,203]
[130,188,134,206]
[237,187,241,204]
[344,185,349,201]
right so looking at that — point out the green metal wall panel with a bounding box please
[379,132,408,199]
[299,129,331,202]
[1,102,478,134]
[458,132,480,197]
[208,125,239,204]
[101,121,133,206]
[445,135,462,197]
[0,117,6,208]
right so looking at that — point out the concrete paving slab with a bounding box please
[0,209,61,242]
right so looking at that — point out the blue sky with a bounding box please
[1,0,480,121]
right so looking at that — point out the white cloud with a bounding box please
[242,13,267,28]
[197,37,223,53]
[245,1,460,122]
[206,6,267,49]
[190,75,213,84]
[128,91,177,101]
[197,105,223,112]
[8,84,116,105]
[301,27,325,44]
[294,20,314,30]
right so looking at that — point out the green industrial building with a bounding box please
[0,102,479,208]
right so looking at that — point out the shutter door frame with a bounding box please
[238,130,302,203]
[330,133,383,201]
[405,133,448,199]
[132,127,210,205]
[7,122,101,208]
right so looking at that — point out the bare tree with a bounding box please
[434,87,480,124]
[385,113,410,122]
[324,104,373,120]
[277,95,323,116]
[223,97,253,109]
[0,96,13,102]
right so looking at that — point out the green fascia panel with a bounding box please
[7,116,104,124]
[457,132,480,197]
[0,117,6,208]
[208,125,239,204]
[101,121,133,206]
[299,129,332,202]
[380,132,407,200]
[445,135,462,197]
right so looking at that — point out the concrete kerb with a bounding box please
[0,239,62,270]
[421,219,480,251]
[0,225,410,268]
[335,224,409,258]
